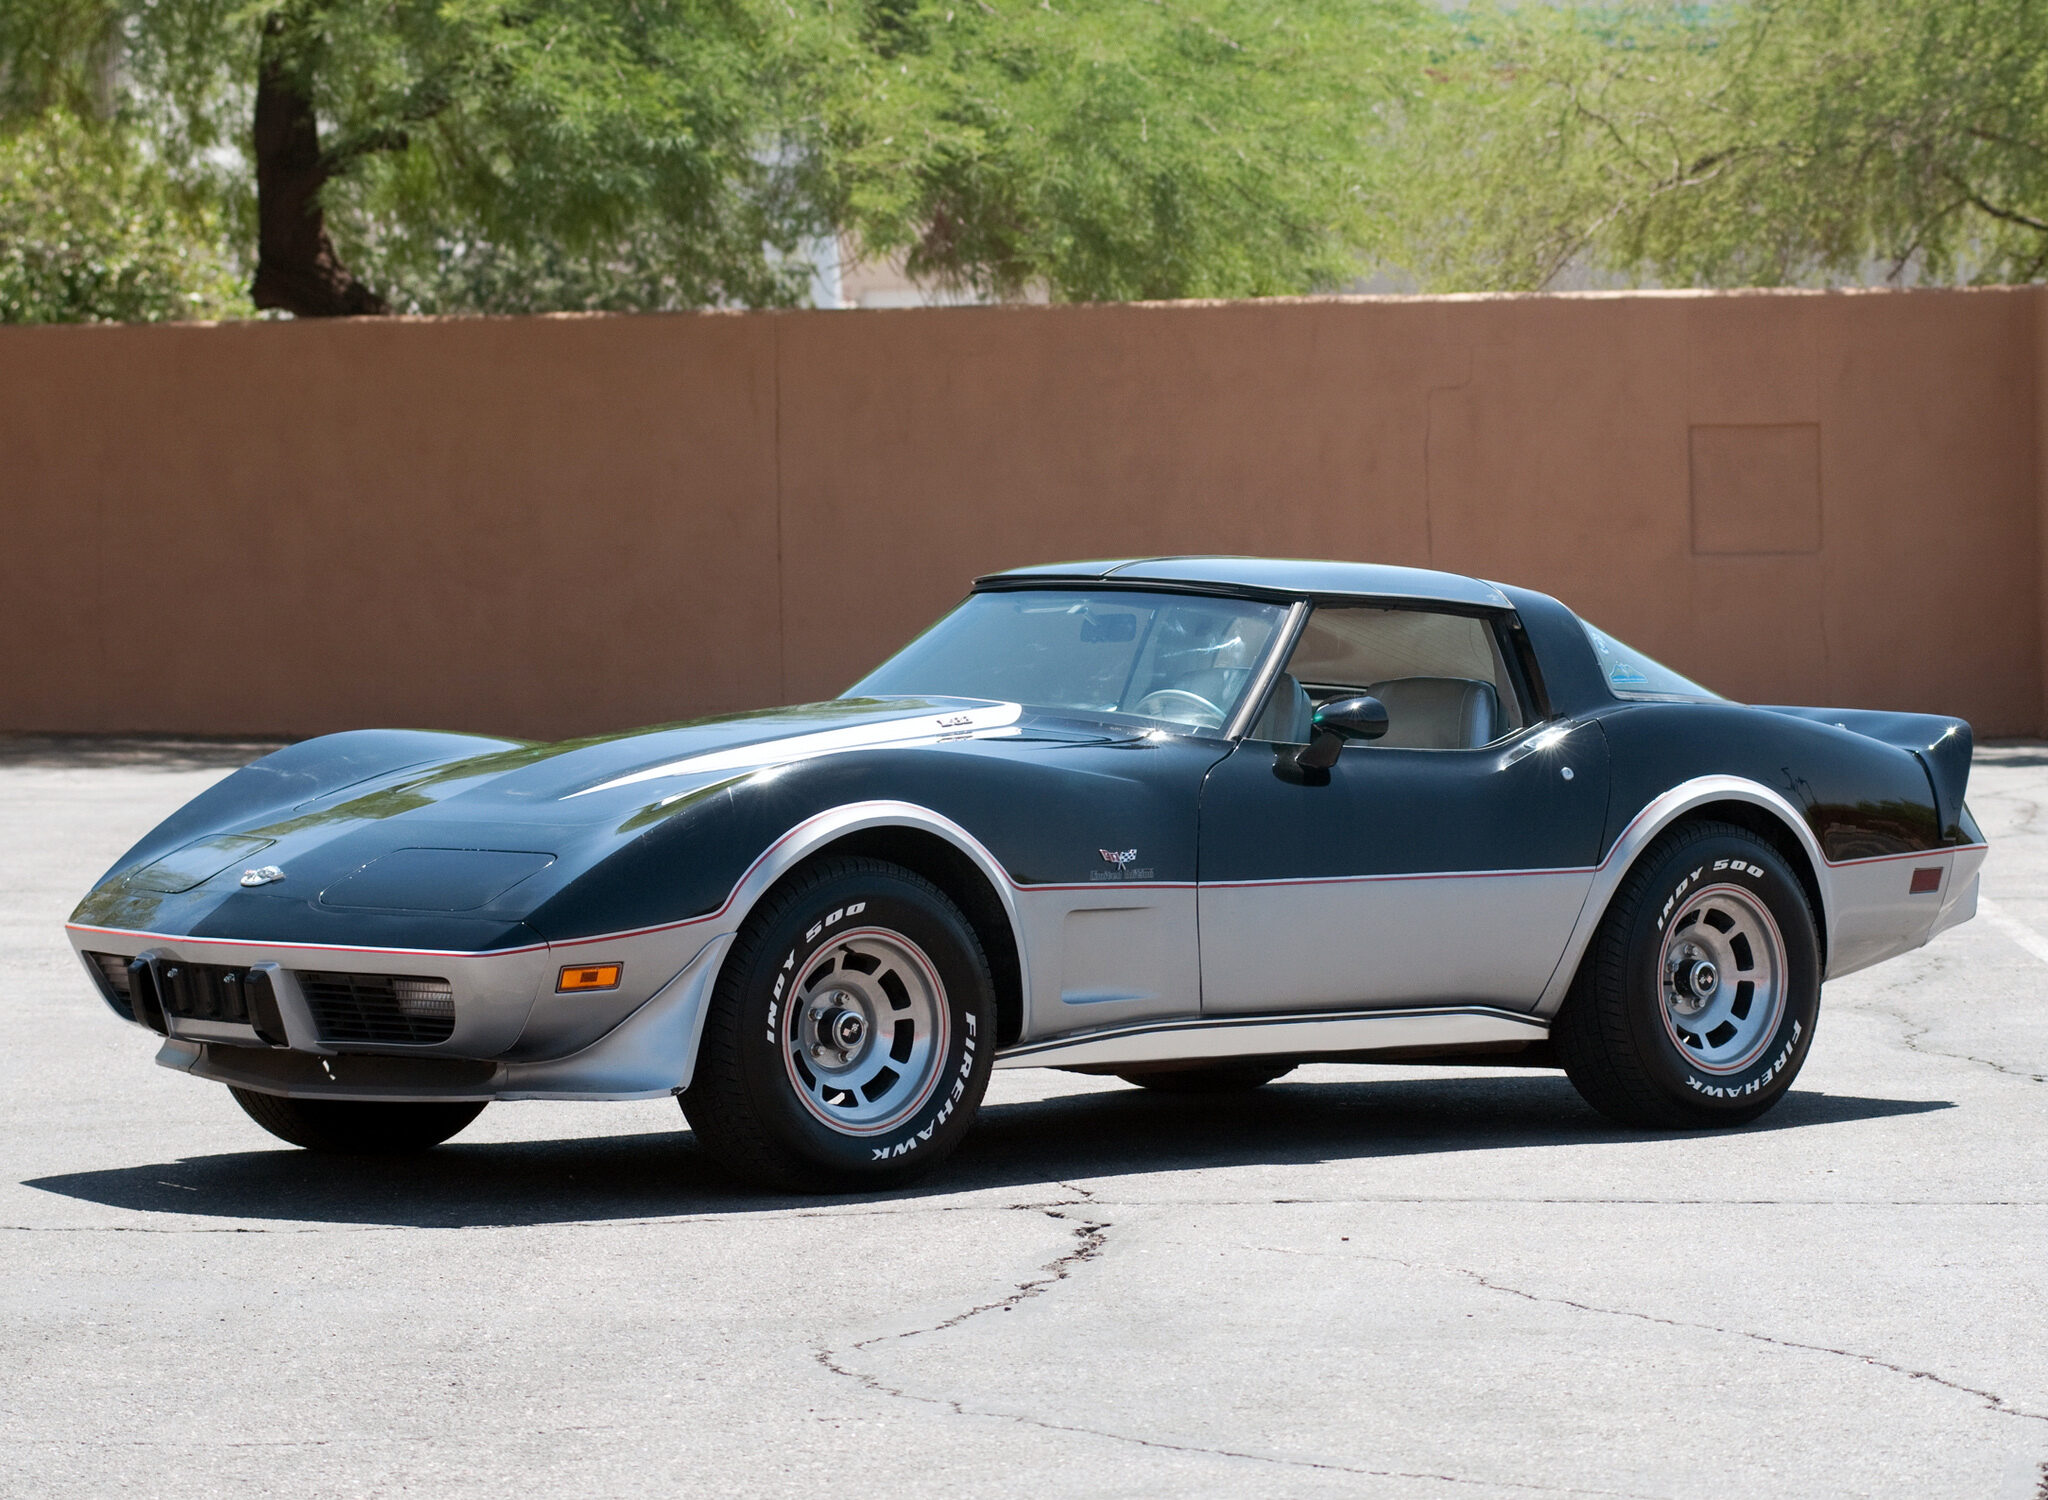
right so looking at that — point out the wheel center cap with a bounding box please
[806,990,868,1064]
[827,1009,866,1052]
[1668,952,1719,1013]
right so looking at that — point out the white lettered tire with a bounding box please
[682,857,997,1190]
[1555,821,1822,1128]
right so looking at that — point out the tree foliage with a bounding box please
[1,0,827,317]
[805,0,1423,301]
[0,0,1426,318]
[1399,0,2048,290]
[4,0,2046,320]
[291,0,819,312]
[0,111,246,323]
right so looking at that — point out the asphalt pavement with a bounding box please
[3,739,2045,1500]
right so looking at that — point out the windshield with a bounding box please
[1581,620,1723,702]
[850,589,1288,734]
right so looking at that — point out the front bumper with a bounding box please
[67,923,733,1101]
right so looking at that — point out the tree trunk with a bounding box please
[250,11,386,317]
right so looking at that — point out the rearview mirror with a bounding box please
[1295,695,1388,771]
[1079,612,1137,643]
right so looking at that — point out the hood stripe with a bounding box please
[564,703,1024,798]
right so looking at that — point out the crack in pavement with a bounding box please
[1834,932,2048,1084]
[1858,972,2048,1086]
[1265,1245,2048,1426]
[1451,1266,2048,1426]
[846,1201,1109,1344]
[813,1204,1669,1499]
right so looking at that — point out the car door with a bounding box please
[1197,603,1612,1014]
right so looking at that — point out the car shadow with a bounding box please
[22,1074,1951,1230]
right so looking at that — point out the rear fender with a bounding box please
[1759,707,1973,843]
[1535,776,1832,1020]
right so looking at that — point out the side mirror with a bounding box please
[1295,695,1388,771]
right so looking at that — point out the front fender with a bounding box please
[520,801,1033,1095]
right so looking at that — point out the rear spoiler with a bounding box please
[1758,707,1974,843]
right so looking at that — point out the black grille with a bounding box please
[297,971,455,1045]
[154,961,255,1024]
[83,952,135,1020]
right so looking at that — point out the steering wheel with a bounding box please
[1133,687,1228,732]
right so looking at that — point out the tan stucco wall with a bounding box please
[3,286,2040,740]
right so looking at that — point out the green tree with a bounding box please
[1,0,821,318]
[807,0,1426,301]
[1398,0,2048,290]
[0,111,246,323]
[1,0,1431,318]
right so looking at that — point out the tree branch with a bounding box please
[319,125,410,172]
[1946,171,2048,234]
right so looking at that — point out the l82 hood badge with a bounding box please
[239,865,286,887]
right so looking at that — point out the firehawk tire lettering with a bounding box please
[682,859,994,1191]
[1688,1021,1803,1097]
[872,1015,977,1161]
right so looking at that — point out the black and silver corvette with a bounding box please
[69,558,1984,1188]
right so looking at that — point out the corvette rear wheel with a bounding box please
[229,1088,486,1152]
[682,857,997,1192]
[1555,821,1821,1129]
[1117,1061,1297,1093]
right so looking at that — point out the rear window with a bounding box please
[1581,621,1723,702]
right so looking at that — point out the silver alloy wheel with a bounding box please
[781,927,949,1134]
[1659,883,1787,1074]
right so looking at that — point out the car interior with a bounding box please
[1250,606,1523,749]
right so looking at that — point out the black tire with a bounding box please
[681,857,997,1192]
[1555,820,1821,1129]
[1117,1061,1297,1093]
[230,1087,486,1152]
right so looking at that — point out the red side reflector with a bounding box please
[557,962,623,992]
[1909,867,1943,895]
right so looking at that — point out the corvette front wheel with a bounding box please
[682,857,997,1191]
[1555,820,1821,1129]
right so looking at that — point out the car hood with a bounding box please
[70,698,1122,945]
[294,696,1063,823]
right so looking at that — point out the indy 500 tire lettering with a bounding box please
[682,856,997,1190]
[1556,820,1823,1129]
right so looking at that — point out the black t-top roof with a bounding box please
[975,556,1512,610]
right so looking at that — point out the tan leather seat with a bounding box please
[1364,677,1501,749]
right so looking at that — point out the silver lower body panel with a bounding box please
[994,1005,1550,1070]
[162,933,733,1102]
[1197,873,1593,1013]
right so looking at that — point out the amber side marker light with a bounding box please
[557,962,623,993]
